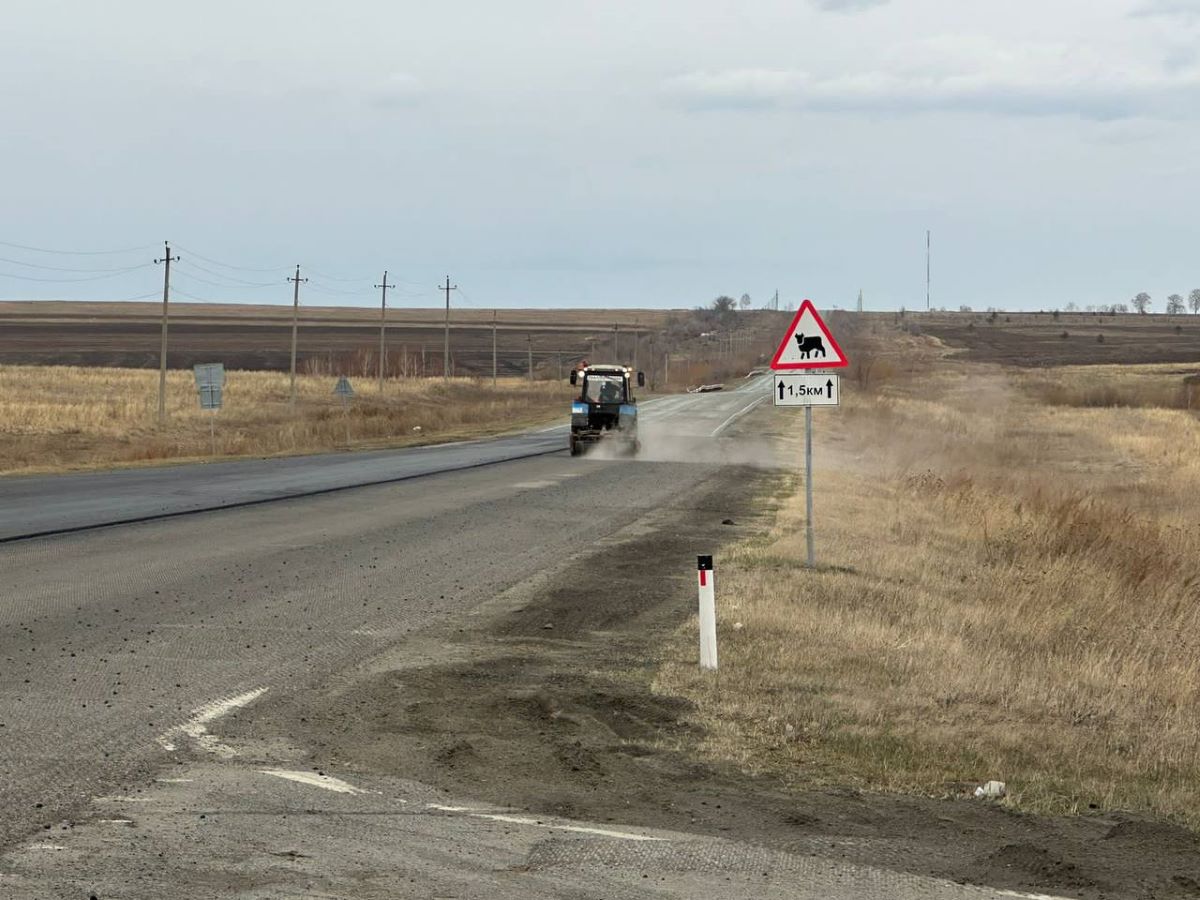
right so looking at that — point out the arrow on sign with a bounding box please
[778,381,786,402]
[827,379,833,398]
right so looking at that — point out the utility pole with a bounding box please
[441,275,457,379]
[926,229,931,312]
[492,309,498,386]
[288,265,307,405]
[613,323,619,362]
[527,334,534,381]
[154,241,179,424]
[632,320,639,371]
[375,270,394,393]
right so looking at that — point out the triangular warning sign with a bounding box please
[770,300,849,370]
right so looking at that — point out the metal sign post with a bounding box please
[805,406,814,567]
[768,300,848,570]
[193,363,226,457]
[334,377,355,444]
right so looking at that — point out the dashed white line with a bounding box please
[260,769,373,795]
[426,804,664,842]
[711,394,769,436]
[157,687,268,758]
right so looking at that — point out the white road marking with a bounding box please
[427,804,664,843]
[97,819,134,825]
[95,796,153,803]
[157,687,268,758]
[512,480,557,489]
[260,769,372,795]
[995,891,1077,900]
[711,394,769,436]
[475,813,666,842]
[27,844,65,851]
[155,778,194,784]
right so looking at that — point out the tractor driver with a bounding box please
[598,379,622,404]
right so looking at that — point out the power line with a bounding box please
[173,268,278,291]
[0,254,154,274]
[0,239,154,256]
[170,245,291,274]
[169,286,219,303]
[0,264,153,283]
[300,266,371,285]
[174,259,280,287]
[305,281,372,297]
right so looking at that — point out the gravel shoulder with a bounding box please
[226,454,1200,899]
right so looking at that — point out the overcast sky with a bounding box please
[2,0,1199,310]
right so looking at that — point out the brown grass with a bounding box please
[656,340,1200,829]
[0,365,575,475]
[1020,365,1191,409]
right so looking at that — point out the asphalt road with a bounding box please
[0,379,768,542]
[0,380,1070,899]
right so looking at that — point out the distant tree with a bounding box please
[1190,289,1200,314]
[739,293,752,310]
[1052,309,1060,320]
[711,296,737,314]
[1167,293,1186,315]
[1065,302,1079,312]
[1131,292,1152,314]
[959,304,972,313]
[1113,303,1130,314]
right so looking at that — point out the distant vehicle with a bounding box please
[568,364,645,456]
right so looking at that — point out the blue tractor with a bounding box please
[568,364,645,457]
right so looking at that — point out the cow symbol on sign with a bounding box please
[794,333,826,360]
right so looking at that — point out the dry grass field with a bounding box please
[657,328,1200,830]
[0,365,575,475]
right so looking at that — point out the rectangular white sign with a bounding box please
[773,374,840,407]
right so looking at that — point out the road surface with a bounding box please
[0,380,1080,899]
[0,379,768,542]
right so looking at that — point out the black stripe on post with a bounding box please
[697,555,713,571]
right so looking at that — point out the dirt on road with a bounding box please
[234,463,1200,900]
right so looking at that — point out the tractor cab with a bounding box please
[568,364,645,456]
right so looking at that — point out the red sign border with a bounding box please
[769,299,849,371]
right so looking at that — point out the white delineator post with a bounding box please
[697,555,718,670]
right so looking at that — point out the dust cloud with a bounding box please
[581,420,786,468]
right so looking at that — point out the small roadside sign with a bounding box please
[774,374,839,407]
[770,300,848,370]
[193,363,225,411]
[333,376,354,399]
